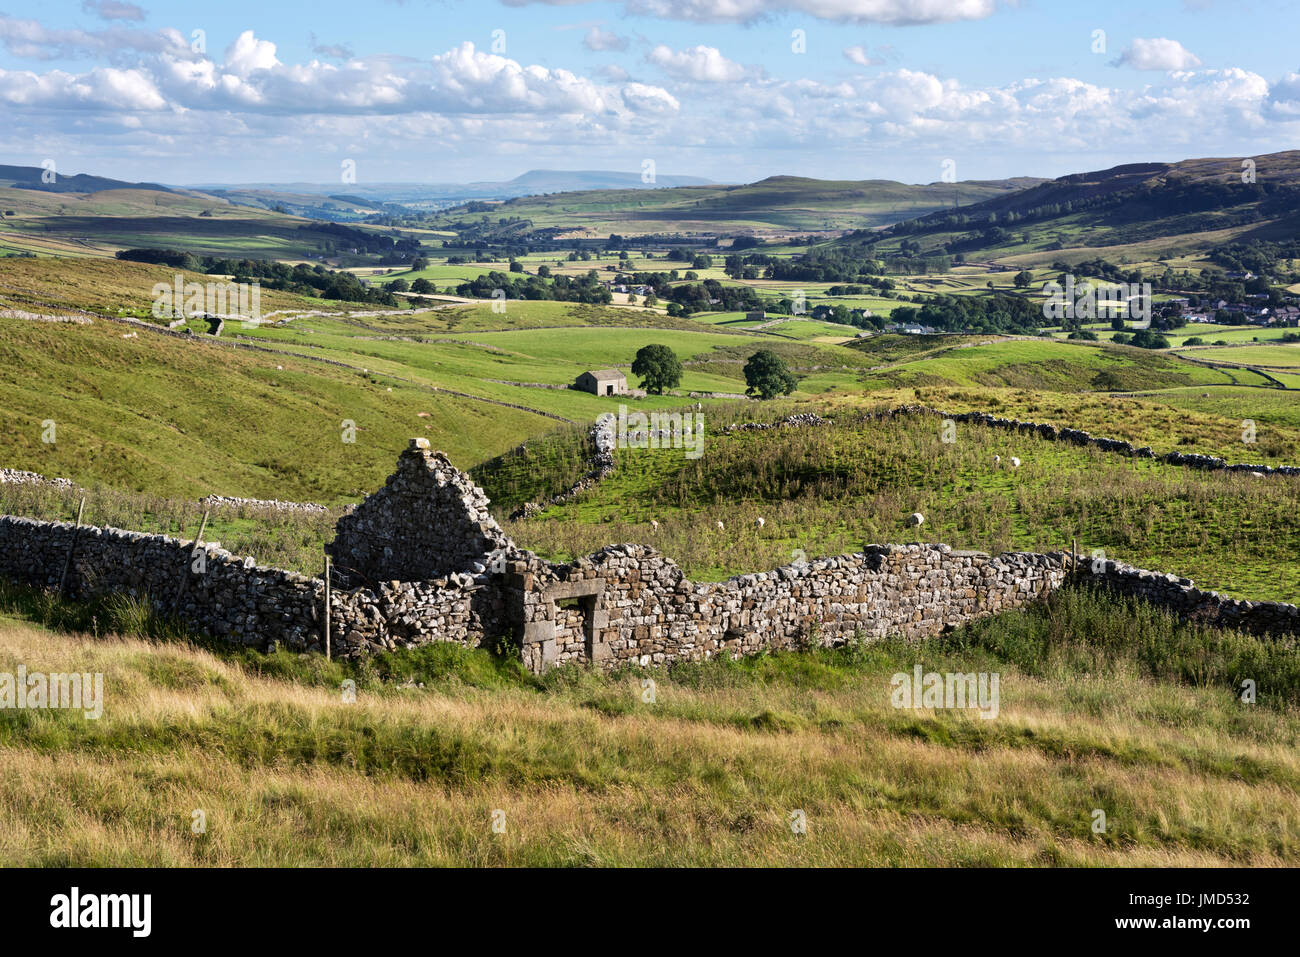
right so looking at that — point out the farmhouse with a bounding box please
[575,369,627,396]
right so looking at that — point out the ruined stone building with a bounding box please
[0,439,1295,673]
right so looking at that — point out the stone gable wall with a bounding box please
[328,438,516,586]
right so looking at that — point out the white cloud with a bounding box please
[647,44,748,82]
[843,45,883,67]
[1116,37,1202,71]
[1265,72,1300,119]
[0,15,189,60]
[621,81,680,113]
[309,33,353,60]
[224,30,280,76]
[1,13,1296,181]
[583,26,628,52]
[81,0,147,21]
[0,65,166,110]
[506,0,997,25]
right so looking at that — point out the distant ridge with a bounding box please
[183,169,715,206]
[0,164,174,195]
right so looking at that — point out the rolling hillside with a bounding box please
[856,150,1300,264]
[0,167,417,262]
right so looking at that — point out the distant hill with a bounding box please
[497,169,713,193]
[435,173,1048,236]
[0,164,175,195]
[856,150,1300,263]
[184,169,715,211]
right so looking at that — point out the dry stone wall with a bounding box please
[508,543,1072,672]
[0,514,325,651]
[0,442,1296,675]
[888,406,1300,477]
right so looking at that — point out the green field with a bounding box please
[487,408,1299,601]
[855,338,1265,391]
[1180,343,1300,368]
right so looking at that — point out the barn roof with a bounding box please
[583,369,625,380]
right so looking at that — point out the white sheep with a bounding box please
[1009,456,1021,468]
[908,512,925,527]
[755,517,765,529]
[650,519,660,531]
[716,520,725,531]
[992,455,1001,466]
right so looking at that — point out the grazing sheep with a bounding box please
[650,519,660,531]
[755,517,765,528]
[992,455,1002,466]
[716,520,725,531]
[1009,457,1021,468]
[908,512,925,527]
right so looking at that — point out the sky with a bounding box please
[1,0,1298,186]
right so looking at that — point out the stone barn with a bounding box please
[575,369,627,396]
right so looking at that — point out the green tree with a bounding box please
[743,349,798,399]
[1013,270,1032,288]
[389,278,410,292]
[411,278,434,294]
[631,344,682,395]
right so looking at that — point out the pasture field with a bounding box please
[1,585,1297,866]
[1179,343,1300,368]
[841,386,1300,464]
[855,337,1269,391]
[484,408,1300,601]
[0,265,881,500]
[0,312,554,501]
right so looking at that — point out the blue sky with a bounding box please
[2,0,1298,185]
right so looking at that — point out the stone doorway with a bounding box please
[529,579,608,670]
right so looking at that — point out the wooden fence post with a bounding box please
[58,496,86,595]
[173,508,210,607]
[323,554,332,661]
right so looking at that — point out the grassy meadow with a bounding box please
[1,582,1297,866]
